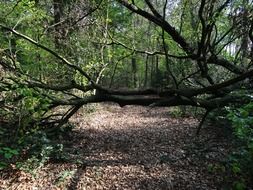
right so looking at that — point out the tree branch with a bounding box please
[0,24,94,84]
[116,0,194,55]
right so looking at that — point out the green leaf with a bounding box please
[233,181,246,190]
[0,162,7,170]
[232,163,241,174]
[4,153,13,159]
[240,110,249,118]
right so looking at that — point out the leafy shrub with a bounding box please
[0,84,57,171]
[15,130,66,174]
[225,102,253,189]
[0,124,69,173]
[0,146,19,170]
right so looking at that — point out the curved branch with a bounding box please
[0,24,94,84]
[116,0,194,55]
[207,55,244,74]
[193,69,253,96]
[144,0,163,18]
[27,81,93,93]
[108,38,191,59]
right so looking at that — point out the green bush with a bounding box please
[0,146,19,170]
[0,125,68,173]
[226,102,253,189]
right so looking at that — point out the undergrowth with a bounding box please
[0,123,74,175]
[207,102,253,190]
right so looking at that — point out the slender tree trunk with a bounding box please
[155,55,159,87]
[150,56,155,87]
[144,54,149,88]
[53,0,64,48]
[241,0,249,65]
[96,0,110,85]
[132,56,137,88]
[109,60,118,88]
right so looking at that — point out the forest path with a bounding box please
[1,103,233,190]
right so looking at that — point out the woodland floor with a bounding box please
[0,103,235,190]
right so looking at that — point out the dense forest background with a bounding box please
[0,0,253,189]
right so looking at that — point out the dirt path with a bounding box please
[0,103,233,189]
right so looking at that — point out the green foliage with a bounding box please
[0,120,70,173]
[225,102,253,189]
[205,102,253,189]
[0,1,252,188]
[0,162,8,170]
[16,130,65,175]
[233,181,247,190]
[0,147,19,159]
[3,84,51,138]
[228,103,253,140]
[207,163,226,175]
[0,146,19,170]
[170,106,184,117]
[55,169,76,186]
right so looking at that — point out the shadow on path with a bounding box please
[62,104,233,190]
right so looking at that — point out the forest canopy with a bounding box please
[0,0,252,128]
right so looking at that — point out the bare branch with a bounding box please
[27,81,93,93]
[207,56,244,74]
[144,0,163,18]
[108,39,191,59]
[116,0,194,55]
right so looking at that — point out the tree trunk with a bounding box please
[53,0,64,48]
[144,54,149,88]
[132,56,137,88]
